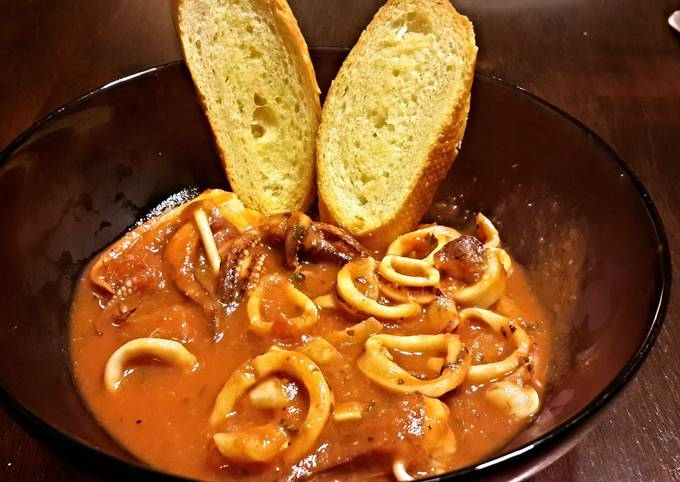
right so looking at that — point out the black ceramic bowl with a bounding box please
[0,53,669,481]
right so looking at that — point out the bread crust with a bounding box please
[176,0,321,214]
[317,0,477,250]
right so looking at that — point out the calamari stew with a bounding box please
[70,189,550,481]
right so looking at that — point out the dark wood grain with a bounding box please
[1,0,679,480]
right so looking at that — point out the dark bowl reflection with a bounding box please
[0,52,669,481]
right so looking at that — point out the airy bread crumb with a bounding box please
[177,0,320,214]
[317,0,477,247]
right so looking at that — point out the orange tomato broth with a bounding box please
[69,197,550,481]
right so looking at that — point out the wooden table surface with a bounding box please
[1,0,679,480]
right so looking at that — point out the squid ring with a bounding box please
[476,213,512,273]
[319,276,435,309]
[378,279,437,305]
[448,249,507,308]
[495,248,513,274]
[386,225,461,265]
[475,213,500,249]
[378,255,440,287]
[247,279,319,335]
[326,317,384,346]
[209,364,290,463]
[337,258,421,320]
[104,338,198,392]
[210,349,332,465]
[392,460,415,481]
[209,363,258,428]
[357,333,471,397]
[458,307,531,384]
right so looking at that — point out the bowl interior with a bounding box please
[0,53,667,479]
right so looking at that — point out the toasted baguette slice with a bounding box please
[177,0,320,214]
[317,0,477,246]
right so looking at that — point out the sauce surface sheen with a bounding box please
[70,191,550,481]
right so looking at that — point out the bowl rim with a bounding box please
[0,59,671,481]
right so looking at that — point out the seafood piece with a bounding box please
[377,279,437,305]
[326,317,384,346]
[104,338,198,392]
[458,307,531,384]
[392,460,414,481]
[378,255,440,287]
[299,337,339,365]
[485,381,540,420]
[248,377,289,410]
[193,208,221,274]
[357,333,470,397]
[164,223,219,314]
[246,275,318,336]
[475,213,512,273]
[214,422,290,464]
[336,257,421,319]
[219,212,368,313]
[312,292,340,310]
[91,190,252,297]
[386,225,461,265]
[475,212,500,248]
[434,235,487,284]
[392,397,458,480]
[333,401,364,422]
[445,249,507,308]
[210,349,332,465]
